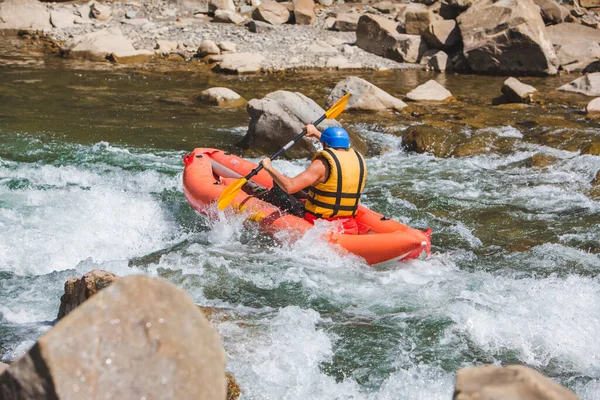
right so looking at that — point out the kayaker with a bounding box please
[260,124,367,235]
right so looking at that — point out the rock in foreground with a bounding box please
[0,275,227,400]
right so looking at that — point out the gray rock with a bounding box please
[197,39,221,56]
[328,76,407,111]
[0,0,52,31]
[558,73,600,96]
[240,91,341,158]
[209,0,236,14]
[252,2,290,25]
[405,10,441,35]
[213,52,264,73]
[90,2,111,21]
[458,0,558,75]
[0,275,227,400]
[547,23,600,73]
[422,19,460,50]
[332,13,361,31]
[218,40,237,52]
[406,80,453,101]
[197,87,246,107]
[125,10,137,19]
[214,9,246,24]
[501,77,538,103]
[455,365,578,400]
[247,20,277,33]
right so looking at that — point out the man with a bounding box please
[260,124,367,235]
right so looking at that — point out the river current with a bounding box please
[1,52,599,399]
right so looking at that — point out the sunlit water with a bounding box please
[1,57,600,399]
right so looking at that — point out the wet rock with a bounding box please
[213,52,264,73]
[293,0,316,25]
[218,41,237,52]
[558,73,600,96]
[406,80,453,102]
[57,269,118,320]
[198,39,221,56]
[547,23,600,73]
[454,364,579,400]
[62,27,144,62]
[197,87,246,107]
[214,10,246,24]
[247,20,277,33]
[239,91,342,158]
[457,0,558,75]
[252,2,290,25]
[582,142,600,155]
[226,372,242,400]
[332,13,361,31]
[0,275,227,400]
[533,0,572,24]
[356,14,427,63]
[586,97,600,115]
[209,0,236,14]
[327,76,407,111]
[500,77,538,104]
[422,19,460,50]
[401,124,456,156]
[90,2,111,21]
[405,10,442,35]
[50,9,76,29]
[0,0,52,31]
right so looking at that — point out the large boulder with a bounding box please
[532,0,571,24]
[0,275,227,400]
[0,0,52,31]
[406,80,453,102]
[546,23,600,73]
[423,20,460,50]
[252,2,290,25]
[558,73,600,96]
[457,0,558,75]
[405,10,441,35]
[57,270,118,320]
[454,365,578,400]
[327,76,407,112]
[239,91,343,158]
[356,14,427,63]
[62,27,153,62]
[293,0,316,25]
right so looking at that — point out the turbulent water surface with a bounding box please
[1,53,600,399]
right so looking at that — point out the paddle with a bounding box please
[217,93,351,211]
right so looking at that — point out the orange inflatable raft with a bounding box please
[183,148,432,266]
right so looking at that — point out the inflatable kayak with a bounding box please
[183,148,432,265]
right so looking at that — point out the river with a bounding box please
[1,45,599,399]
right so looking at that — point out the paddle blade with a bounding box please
[217,177,247,210]
[325,93,350,120]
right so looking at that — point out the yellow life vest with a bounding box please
[305,148,367,218]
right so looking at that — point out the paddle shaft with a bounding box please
[244,114,327,180]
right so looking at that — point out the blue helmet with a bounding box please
[321,127,350,149]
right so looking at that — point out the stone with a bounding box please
[422,19,460,50]
[209,0,236,13]
[547,23,600,73]
[583,142,600,155]
[341,44,354,54]
[239,91,342,158]
[125,10,137,19]
[405,10,441,35]
[293,0,316,25]
[197,39,221,56]
[50,9,76,29]
[581,0,600,7]
[62,28,140,61]
[427,50,448,71]
[197,87,246,107]
[457,0,559,75]
[447,0,474,10]
[501,77,538,103]
[328,76,407,111]
[558,73,600,96]
[406,80,453,101]
[109,50,154,64]
[57,270,118,320]
[247,20,276,33]
[252,2,290,25]
[318,0,334,6]
[0,362,8,375]
[213,52,265,73]
[586,97,600,114]
[326,56,349,68]
[0,275,227,400]
[395,3,427,22]
[332,13,361,31]
[374,1,400,13]
[356,14,427,63]
[156,40,179,54]
[90,2,111,21]
[0,0,52,31]
[533,0,571,24]
[178,0,210,14]
[307,40,337,53]
[214,10,246,24]
[454,365,579,400]
[218,41,237,52]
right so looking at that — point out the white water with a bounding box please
[1,135,599,398]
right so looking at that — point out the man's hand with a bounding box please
[304,124,321,140]
[260,157,272,172]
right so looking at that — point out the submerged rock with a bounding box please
[239,91,343,158]
[0,275,227,400]
[454,364,578,400]
[197,87,246,107]
[558,73,600,96]
[327,76,407,111]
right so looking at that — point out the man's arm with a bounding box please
[261,157,327,194]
